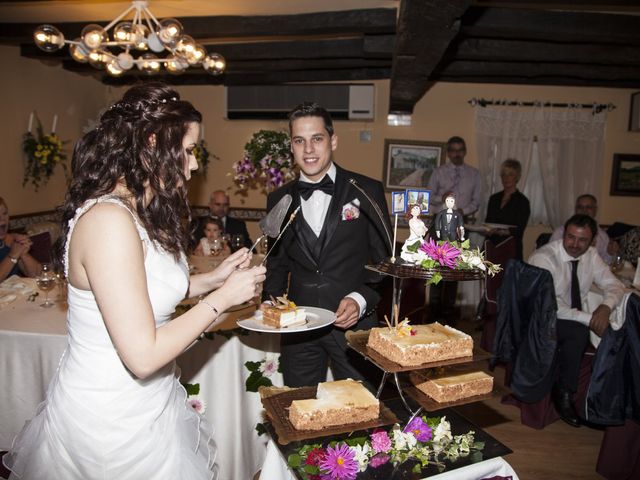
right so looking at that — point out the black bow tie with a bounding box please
[298,175,334,200]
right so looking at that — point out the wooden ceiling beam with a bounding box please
[389,0,472,113]
[461,6,640,44]
[449,37,640,66]
[0,8,397,45]
[436,60,640,83]
[439,75,640,89]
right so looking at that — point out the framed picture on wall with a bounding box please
[610,153,640,196]
[382,139,446,191]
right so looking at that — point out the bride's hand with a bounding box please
[211,265,267,311]
[206,248,252,288]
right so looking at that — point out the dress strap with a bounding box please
[63,195,149,277]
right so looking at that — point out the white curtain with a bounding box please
[475,106,606,228]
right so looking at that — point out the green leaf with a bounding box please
[244,361,262,372]
[412,463,422,473]
[287,453,302,468]
[255,422,267,436]
[182,383,200,396]
[245,371,273,392]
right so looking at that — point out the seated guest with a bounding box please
[485,159,530,260]
[529,214,625,427]
[550,194,612,264]
[193,217,231,257]
[194,190,252,251]
[0,196,42,282]
[611,225,640,266]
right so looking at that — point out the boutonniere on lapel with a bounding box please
[341,198,361,221]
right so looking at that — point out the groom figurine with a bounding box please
[263,102,391,388]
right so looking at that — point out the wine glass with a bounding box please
[209,238,223,256]
[610,255,624,274]
[36,263,56,308]
[230,234,244,252]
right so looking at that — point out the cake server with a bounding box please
[248,194,292,254]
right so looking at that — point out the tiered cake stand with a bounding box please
[352,260,495,416]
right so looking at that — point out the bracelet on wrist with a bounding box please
[197,298,220,340]
[8,255,19,265]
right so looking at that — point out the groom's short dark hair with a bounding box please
[288,102,334,137]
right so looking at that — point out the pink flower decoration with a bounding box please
[370,430,392,453]
[403,416,433,442]
[260,359,278,377]
[419,239,460,269]
[319,443,359,480]
[187,395,206,414]
[369,453,390,468]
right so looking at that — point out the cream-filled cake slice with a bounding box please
[289,379,379,430]
[261,295,307,328]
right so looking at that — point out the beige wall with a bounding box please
[2,44,638,256]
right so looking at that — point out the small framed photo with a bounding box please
[383,139,446,191]
[406,189,431,213]
[391,191,406,214]
[610,153,640,196]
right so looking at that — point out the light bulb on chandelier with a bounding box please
[33,0,225,77]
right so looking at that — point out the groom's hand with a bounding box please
[334,297,360,329]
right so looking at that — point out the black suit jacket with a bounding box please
[263,164,391,315]
[434,209,464,241]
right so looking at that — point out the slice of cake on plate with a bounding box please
[410,370,493,403]
[289,379,379,430]
[261,295,307,328]
[367,320,473,366]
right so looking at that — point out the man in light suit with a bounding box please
[263,102,391,388]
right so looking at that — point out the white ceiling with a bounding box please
[0,0,400,23]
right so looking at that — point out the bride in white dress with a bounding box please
[3,83,266,479]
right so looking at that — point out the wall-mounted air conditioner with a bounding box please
[225,84,374,120]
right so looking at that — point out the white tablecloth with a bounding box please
[259,439,519,480]
[0,277,279,480]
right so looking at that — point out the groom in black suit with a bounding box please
[263,102,391,388]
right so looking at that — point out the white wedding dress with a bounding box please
[3,196,219,479]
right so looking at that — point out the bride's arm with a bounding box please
[187,248,252,298]
[70,204,265,379]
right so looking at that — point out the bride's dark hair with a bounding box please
[56,82,202,267]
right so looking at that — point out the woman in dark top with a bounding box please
[485,159,530,260]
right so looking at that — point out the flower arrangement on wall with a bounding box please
[231,130,295,192]
[21,112,67,190]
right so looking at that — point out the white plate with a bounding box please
[237,306,335,333]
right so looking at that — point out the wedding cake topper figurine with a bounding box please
[400,203,428,262]
[435,192,465,241]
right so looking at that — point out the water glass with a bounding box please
[230,234,244,252]
[610,255,624,273]
[36,263,56,308]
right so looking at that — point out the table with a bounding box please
[0,276,279,480]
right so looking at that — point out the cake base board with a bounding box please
[261,386,398,445]
[345,329,491,373]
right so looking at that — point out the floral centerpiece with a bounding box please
[403,239,501,285]
[287,415,483,480]
[231,129,295,192]
[21,113,67,190]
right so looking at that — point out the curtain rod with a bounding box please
[468,97,615,114]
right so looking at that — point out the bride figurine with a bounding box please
[401,204,427,262]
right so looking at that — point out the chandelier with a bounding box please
[33,0,225,77]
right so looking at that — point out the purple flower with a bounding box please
[403,416,432,442]
[319,443,359,480]
[419,239,460,269]
[369,453,390,468]
[370,430,392,453]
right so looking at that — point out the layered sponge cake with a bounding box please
[410,370,493,403]
[261,296,306,328]
[367,321,473,367]
[289,379,379,430]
